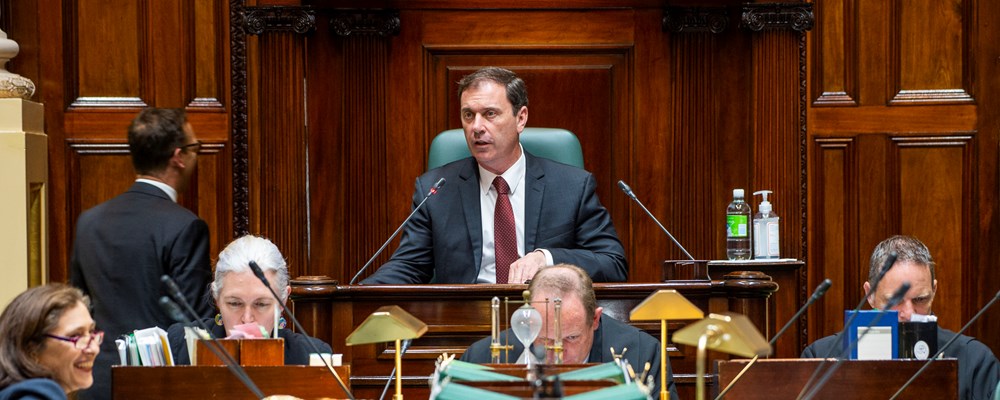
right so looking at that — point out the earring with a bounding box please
[214,313,223,326]
[278,317,287,330]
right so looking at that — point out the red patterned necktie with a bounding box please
[493,176,517,283]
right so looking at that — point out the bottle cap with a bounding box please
[733,188,744,199]
[753,190,772,213]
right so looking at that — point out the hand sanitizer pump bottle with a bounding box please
[752,190,780,259]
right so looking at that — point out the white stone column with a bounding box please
[0,25,45,308]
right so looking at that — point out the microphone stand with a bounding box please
[617,180,694,260]
[889,289,1000,400]
[159,280,266,399]
[715,279,832,400]
[249,261,356,400]
[350,177,446,284]
[798,282,911,400]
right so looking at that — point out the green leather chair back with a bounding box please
[427,128,584,170]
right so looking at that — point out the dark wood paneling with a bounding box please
[251,32,309,276]
[73,0,142,102]
[808,0,1000,354]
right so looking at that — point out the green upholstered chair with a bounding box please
[426,128,584,170]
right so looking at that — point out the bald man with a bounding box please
[461,264,678,399]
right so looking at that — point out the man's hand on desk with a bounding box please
[506,250,548,284]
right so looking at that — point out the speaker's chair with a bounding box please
[427,128,584,170]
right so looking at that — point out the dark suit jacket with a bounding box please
[69,182,212,400]
[460,314,678,399]
[166,320,333,365]
[0,379,66,400]
[802,327,1000,400]
[362,153,627,284]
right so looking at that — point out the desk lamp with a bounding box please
[630,289,705,400]
[346,305,428,400]
[673,312,770,400]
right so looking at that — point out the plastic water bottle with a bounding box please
[726,189,752,260]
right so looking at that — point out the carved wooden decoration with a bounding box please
[741,3,814,32]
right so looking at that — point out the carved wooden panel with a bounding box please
[890,0,972,103]
[812,0,856,105]
[895,135,972,330]
[809,137,855,342]
[73,0,142,105]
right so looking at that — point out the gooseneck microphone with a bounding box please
[350,177,446,284]
[248,261,356,400]
[795,251,899,397]
[889,288,1000,400]
[799,282,911,400]
[617,180,694,260]
[160,278,266,399]
[715,279,833,399]
[379,339,413,400]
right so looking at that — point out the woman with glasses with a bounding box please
[0,284,101,399]
[167,235,332,365]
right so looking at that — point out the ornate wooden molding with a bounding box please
[230,0,249,236]
[741,3,814,32]
[242,6,316,35]
[330,10,400,37]
[662,7,729,34]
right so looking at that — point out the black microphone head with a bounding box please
[885,282,912,309]
[617,180,635,198]
[248,260,269,284]
[426,177,446,196]
[161,275,182,298]
[159,296,188,323]
[813,279,833,299]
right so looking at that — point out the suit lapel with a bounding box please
[523,153,545,250]
[459,160,484,276]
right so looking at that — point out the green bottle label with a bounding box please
[727,215,748,238]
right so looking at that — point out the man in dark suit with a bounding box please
[70,108,212,400]
[801,235,1000,400]
[460,264,677,399]
[362,67,626,284]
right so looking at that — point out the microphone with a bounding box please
[379,338,413,400]
[158,285,266,399]
[350,177,446,284]
[617,180,694,260]
[715,279,832,399]
[889,288,1000,399]
[799,282,911,400]
[248,261,356,400]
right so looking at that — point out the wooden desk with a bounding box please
[716,358,957,400]
[291,272,777,399]
[112,365,352,399]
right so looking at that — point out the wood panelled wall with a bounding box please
[807,0,1000,353]
[4,0,235,280]
[4,0,999,362]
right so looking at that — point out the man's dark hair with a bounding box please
[127,108,189,175]
[868,235,936,286]
[457,67,529,115]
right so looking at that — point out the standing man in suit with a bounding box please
[70,108,213,400]
[801,235,1000,400]
[362,67,627,284]
[460,264,677,399]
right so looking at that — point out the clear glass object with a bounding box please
[510,303,542,365]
